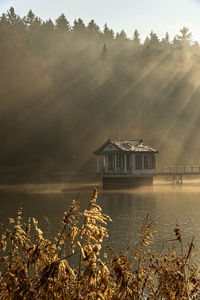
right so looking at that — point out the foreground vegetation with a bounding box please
[0,188,199,299]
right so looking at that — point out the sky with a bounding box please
[0,0,200,42]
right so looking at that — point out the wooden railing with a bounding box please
[156,166,200,175]
[99,166,200,176]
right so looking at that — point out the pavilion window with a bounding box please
[135,155,142,169]
[144,155,154,169]
[126,154,131,172]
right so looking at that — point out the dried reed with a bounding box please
[0,188,199,299]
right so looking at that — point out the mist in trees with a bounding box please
[0,7,200,177]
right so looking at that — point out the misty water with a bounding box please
[1,179,200,256]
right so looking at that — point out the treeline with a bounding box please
[0,7,200,175]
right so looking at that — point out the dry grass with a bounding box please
[0,188,200,299]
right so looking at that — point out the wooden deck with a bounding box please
[156,166,200,176]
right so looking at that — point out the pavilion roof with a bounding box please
[93,139,158,155]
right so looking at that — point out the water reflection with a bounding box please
[1,182,200,255]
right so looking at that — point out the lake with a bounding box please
[1,178,200,255]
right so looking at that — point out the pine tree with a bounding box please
[55,14,70,32]
[73,18,86,34]
[161,32,171,49]
[26,16,42,49]
[133,29,140,45]
[23,10,35,29]
[176,27,192,46]
[150,30,159,45]
[42,19,54,32]
[6,7,22,27]
[115,30,127,41]
[103,23,114,40]
[0,13,9,25]
[30,17,42,32]
[162,32,170,44]
[172,36,179,47]
[87,20,100,38]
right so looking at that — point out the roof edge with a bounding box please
[93,139,159,155]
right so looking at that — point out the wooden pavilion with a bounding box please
[93,138,158,189]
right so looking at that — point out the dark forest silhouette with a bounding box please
[0,7,200,177]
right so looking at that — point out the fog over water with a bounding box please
[1,179,200,257]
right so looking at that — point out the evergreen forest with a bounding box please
[1,7,200,178]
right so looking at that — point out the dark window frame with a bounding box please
[135,155,142,169]
[126,154,131,171]
[144,155,155,169]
